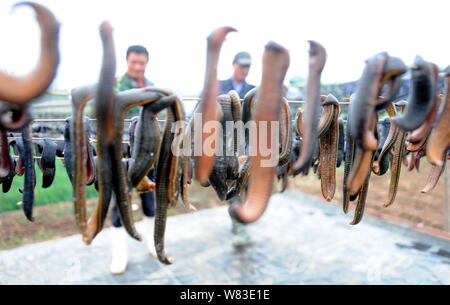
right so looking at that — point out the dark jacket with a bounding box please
[219,78,255,98]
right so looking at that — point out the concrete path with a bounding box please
[0,190,449,284]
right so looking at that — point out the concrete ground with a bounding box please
[0,190,449,285]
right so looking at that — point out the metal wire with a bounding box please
[31,118,166,123]
[6,137,130,145]
[10,155,65,160]
[9,155,135,161]
[43,91,320,104]
[7,137,64,141]
[29,97,349,123]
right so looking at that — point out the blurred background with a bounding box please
[0,0,448,285]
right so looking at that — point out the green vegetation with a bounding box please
[0,160,98,213]
[0,237,24,249]
[31,231,58,241]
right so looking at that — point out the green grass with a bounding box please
[31,231,58,241]
[0,160,98,213]
[0,237,24,249]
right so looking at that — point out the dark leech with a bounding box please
[70,84,96,238]
[407,94,443,143]
[21,125,36,222]
[392,56,437,131]
[349,52,387,152]
[372,103,398,176]
[36,139,57,188]
[318,96,340,202]
[292,41,327,172]
[84,22,117,245]
[336,118,345,168]
[151,90,185,265]
[382,103,407,208]
[229,41,289,224]
[0,103,32,131]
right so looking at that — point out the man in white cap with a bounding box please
[219,51,255,98]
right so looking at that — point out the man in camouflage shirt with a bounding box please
[110,45,157,275]
[116,45,155,117]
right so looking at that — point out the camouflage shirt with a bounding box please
[116,74,154,117]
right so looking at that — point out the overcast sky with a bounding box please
[0,0,447,95]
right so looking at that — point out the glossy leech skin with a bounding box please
[35,139,57,188]
[318,95,338,136]
[241,88,257,157]
[82,88,171,245]
[21,124,36,222]
[81,25,165,245]
[336,118,345,168]
[348,119,379,224]
[348,116,377,197]
[0,2,59,105]
[411,148,426,172]
[109,90,167,244]
[349,168,371,225]
[195,26,236,186]
[70,84,96,237]
[372,103,398,176]
[318,95,340,202]
[407,94,443,144]
[427,66,450,166]
[0,130,15,194]
[278,98,293,167]
[9,135,25,177]
[107,87,185,263]
[0,129,13,181]
[392,56,438,131]
[375,56,407,111]
[376,117,391,157]
[406,135,428,153]
[83,21,117,245]
[127,97,173,188]
[227,93,292,201]
[382,102,407,208]
[292,41,326,172]
[342,109,353,212]
[349,53,387,152]
[228,90,243,157]
[349,53,406,152]
[0,2,59,155]
[208,94,239,201]
[346,54,406,199]
[228,41,289,224]
[150,89,185,265]
[295,108,304,138]
[0,103,33,132]
[224,90,255,199]
[421,152,447,194]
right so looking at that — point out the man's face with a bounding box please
[126,52,148,80]
[232,63,250,83]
